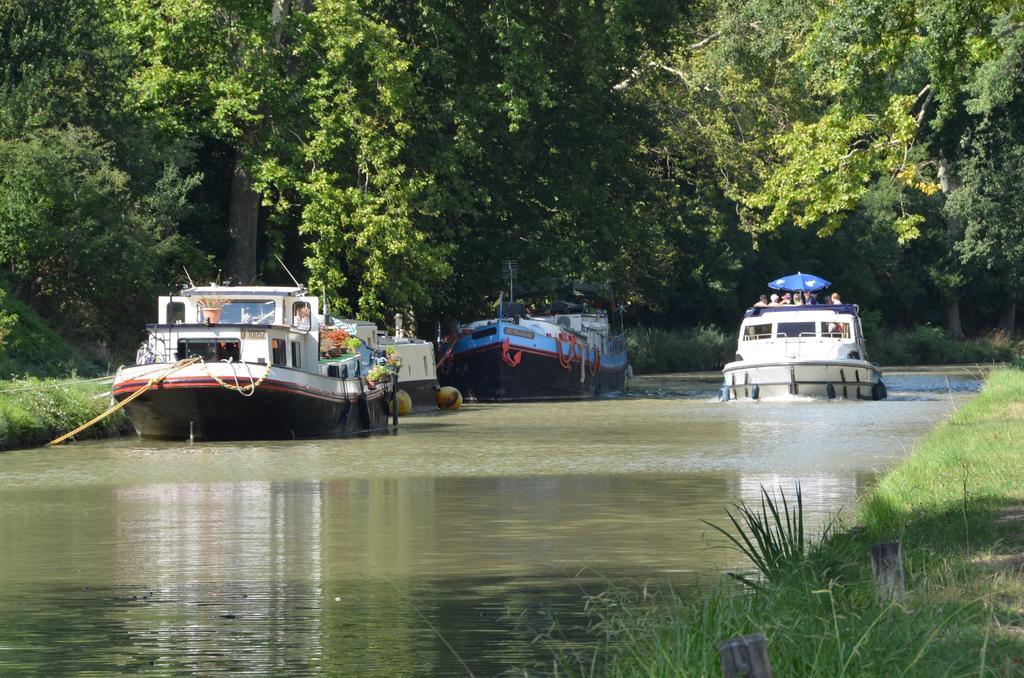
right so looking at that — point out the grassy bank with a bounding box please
[0,377,131,451]
[559,368,1024,675]
[625,324,1020,374]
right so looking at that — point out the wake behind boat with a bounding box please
[113,285,393,440]
[721,273,887,401]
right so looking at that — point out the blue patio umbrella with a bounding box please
[768,272,831,292]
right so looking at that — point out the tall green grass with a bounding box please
[547,368,1024,676]
[0,377,131,450]
[625,326,732,374]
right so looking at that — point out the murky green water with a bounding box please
[0,369,981,675]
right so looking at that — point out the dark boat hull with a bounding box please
[113,378,391,441]
[400,377,439,413]
[441,340,626,402]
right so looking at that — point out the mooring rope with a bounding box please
[199,357,272,397]
[48,357,202,446]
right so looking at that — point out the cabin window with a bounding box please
[820,321,851,339]
[219,299,276,325]
[471,327,497,340]
[177,339,240,361]
[776,322,816,338]
[166,301,185,324]
[271,338,287,366]
[291,302,311,331]
[742,324,772,341]
[291,341,301,368]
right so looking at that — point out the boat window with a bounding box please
[166,301,185,324]
[219,299,276,325]
[776,322,816,338]
[291,341,301,368]
[291,302,311,330]
[177,339,240,361]
[272,338,287,366]
[471,327,497,340]
[742,324,772,341]
[820,321,851,339]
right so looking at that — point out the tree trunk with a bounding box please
[227,157,261,284]
[938,158,965,339]
[997,291,1016,334]
[946,294,965,340]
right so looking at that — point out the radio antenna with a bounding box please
[182,265,196,288]
[275,254,303,290]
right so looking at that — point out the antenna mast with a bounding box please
[275,254,304,290]
[501,259,518,301]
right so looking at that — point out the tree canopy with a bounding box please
[0,0,1022,359]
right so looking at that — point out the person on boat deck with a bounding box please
[768,294,781,307]
[753,294,769,307]
[792,292,804,306]
[830,292,842,304]
[806,292,818,305]
[782,293,793,305]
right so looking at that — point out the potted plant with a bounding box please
[384,345,403,370]
[366,364,390,386]
[345,336,362,354]
[320,326,350,357]
[196,297,228,324]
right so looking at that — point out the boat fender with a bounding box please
[437,386,462,410]
[719,384,730,402]
[879,381,888,400]
[871,382,884,401]
[826,382,836,400]
[386,389,412,416]
[751,384,760,401]
[357,392,372,428]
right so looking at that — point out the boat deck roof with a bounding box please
[744,303,859,318]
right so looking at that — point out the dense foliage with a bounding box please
[0,1,1022,365]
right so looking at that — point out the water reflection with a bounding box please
[0,369,979,674]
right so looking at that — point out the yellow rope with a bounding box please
[48,357,202,447]
[200,358,273,396]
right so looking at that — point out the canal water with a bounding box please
[0,368,981,675]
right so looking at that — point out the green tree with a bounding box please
[0,126,204,348]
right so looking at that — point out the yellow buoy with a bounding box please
[387,389,413,416]
[436,386,462,410]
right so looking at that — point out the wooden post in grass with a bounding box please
[718,632,772,677]
[869,541,905,602]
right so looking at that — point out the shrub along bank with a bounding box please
[561,368,1024,675]
[625,324,1020,374]
[0,377,131,451]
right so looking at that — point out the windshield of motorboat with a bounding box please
[775,321,816,338]
[219,299,276,325]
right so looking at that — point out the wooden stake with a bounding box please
[869,541,905,602]
[718,632,772,677]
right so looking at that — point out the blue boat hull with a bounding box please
[438,322,627,402]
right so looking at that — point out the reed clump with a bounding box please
[870,326,1020,366]
[549,368,1024,675]
[0,377,131,451]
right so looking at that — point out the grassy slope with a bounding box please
[564,368,1024,676]
[0,294,106,379]
[0,378,131,450]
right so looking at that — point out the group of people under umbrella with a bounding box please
[752,272,841,308]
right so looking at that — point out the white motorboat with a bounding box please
[721,302,887,401]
